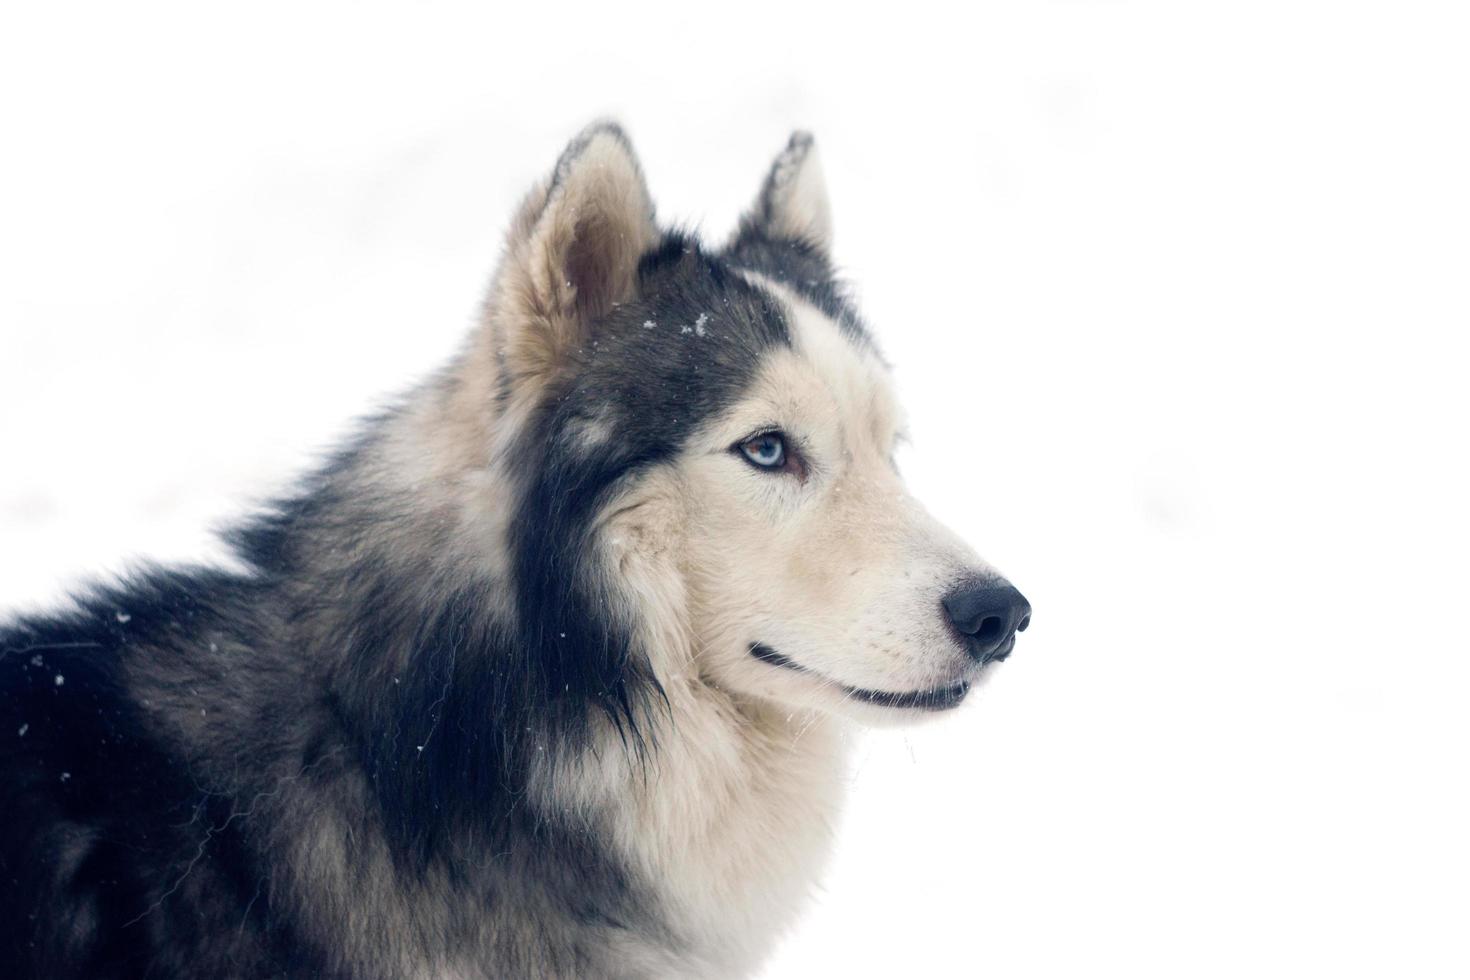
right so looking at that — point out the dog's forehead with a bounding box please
[747,279,900,445]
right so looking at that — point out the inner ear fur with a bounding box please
[493,121,659,388]
[735,130,834,256]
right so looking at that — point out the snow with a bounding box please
[0,3,1467,977]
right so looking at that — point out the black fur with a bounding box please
[509,238,792,737]
[0,226,821,977]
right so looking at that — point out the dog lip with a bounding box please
[747,643,970,711]
[843,681,970,711]
[749,642,803,672]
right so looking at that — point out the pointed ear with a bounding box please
[493,121,658,387]
[737,131,833,255]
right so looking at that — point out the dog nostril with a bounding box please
[1017,614,1030,633]
[974,616,1005,643]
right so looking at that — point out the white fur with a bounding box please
[441,127,1000,975]
[507,282,999,975]
[759,135,834,251]
[684,277,998,722]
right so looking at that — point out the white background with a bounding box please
[2,2,1467,977]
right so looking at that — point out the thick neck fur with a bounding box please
[3,129,907,980]
[221,335,851,977]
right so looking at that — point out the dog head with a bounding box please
[486,122,1029,726]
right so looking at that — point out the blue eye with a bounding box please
[739,433,787,470]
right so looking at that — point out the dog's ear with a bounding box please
[736,131,833,256]
[493,121,658,388]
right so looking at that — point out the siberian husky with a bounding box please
[0,122,1030,978]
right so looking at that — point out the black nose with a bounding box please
[942,582,1031,664]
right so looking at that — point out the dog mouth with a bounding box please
[748,643,970,712]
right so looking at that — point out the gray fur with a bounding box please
[0,122,1027,979]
